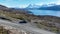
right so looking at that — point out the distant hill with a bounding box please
[39,5,60,11]
[0,5,32,14]
[0,5,8,10]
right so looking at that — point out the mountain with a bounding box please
[26,4,40,9]
[39,5,60,11]
[41,4,56,7]
[25,4,56,10]
[0,5,8,10]
[27,4,40,8]
[0,4,32,14]
[9,4,57,10]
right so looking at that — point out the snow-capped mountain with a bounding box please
[47,3,56,6]
[39,4,60,11]
[25,4,60,11]
[26,4,56,9]
[26,4,40,8]
[41,3,56,7]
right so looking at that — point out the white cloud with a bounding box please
[19,4,28,8]
[36,0,60,5]
[54,0,60,5]
[47,0,60,5]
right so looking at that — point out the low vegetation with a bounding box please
[34,20,60,33]
[0,9,60,33]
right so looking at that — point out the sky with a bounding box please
[0,0,60,8]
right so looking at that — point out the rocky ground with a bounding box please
[0,24,30,34]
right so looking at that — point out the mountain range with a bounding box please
[39,5,60,11]
[0,4,59,11]
[25,4,60,11]
[0,4,60,11]
[26,4,56,8]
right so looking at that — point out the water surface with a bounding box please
[29,10,60,17]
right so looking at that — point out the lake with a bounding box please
[29,10,60,17]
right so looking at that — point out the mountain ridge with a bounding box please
[39,5,60,11]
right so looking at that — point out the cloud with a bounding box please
[54,0,60,5]
[19,4,29,8]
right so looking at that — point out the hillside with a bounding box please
[0,5,60,34]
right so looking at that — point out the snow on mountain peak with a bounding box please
[26,3,57,8]
[27,4,40,8]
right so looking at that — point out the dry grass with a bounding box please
[35,21,60,33]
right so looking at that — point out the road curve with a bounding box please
[0,19,56,34]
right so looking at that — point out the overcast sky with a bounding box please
[0,0,60,8]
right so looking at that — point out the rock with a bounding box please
[19,20,27,24]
